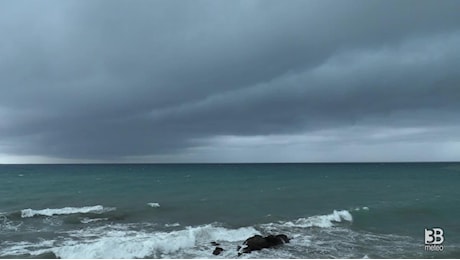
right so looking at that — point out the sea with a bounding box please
[0,163,459,259]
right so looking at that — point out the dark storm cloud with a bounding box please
[1,0,460,161]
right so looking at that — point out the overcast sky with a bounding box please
[1,0,460,163]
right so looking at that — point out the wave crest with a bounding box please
[290,210,353,228]
[263,210,353,229]
[147,202,160,208]
[21,205,115,218]
[51,224,259,258]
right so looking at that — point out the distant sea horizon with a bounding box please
[2,160,460,165]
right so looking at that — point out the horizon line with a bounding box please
[1,161,459,165]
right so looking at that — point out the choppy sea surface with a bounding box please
[1,163,459,258]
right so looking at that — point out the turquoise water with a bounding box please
[1,163,459,258]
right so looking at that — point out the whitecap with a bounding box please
[80,218,109,224]
[263,209,353,229]
[147,202,160,208]
[20,205,115,218]
[164,223,180,227]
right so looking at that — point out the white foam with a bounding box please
[42,216,63,226]
[20,205,114,218]
[354,206,370,211]
[164,223,181,227]
[80,218,109,224]
[1,215,420,259]
[265,210,353,229]
[147,202,160,208]
[0,223,261,259]
[0,240,55,257]
[0,215,22,232]
[52,224,259,258]
[187,224,260,243]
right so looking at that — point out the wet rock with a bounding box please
[237,234,290,256]
[213,247,224,255]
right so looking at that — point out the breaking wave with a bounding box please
[0,209,425,259]
[20,205,115,218]
[262,210,353,230]
[0,223,261,259]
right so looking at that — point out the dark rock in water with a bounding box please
[35,251,60,259]
[212,246,224,255]
[240,235,268,254]
[211,241,220,246]
[269,234,290,244]
[238,234,290,256]
[11,252,61,259]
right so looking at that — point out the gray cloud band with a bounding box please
[1,0,460,161]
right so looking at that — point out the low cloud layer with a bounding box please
[1,0,460,163]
